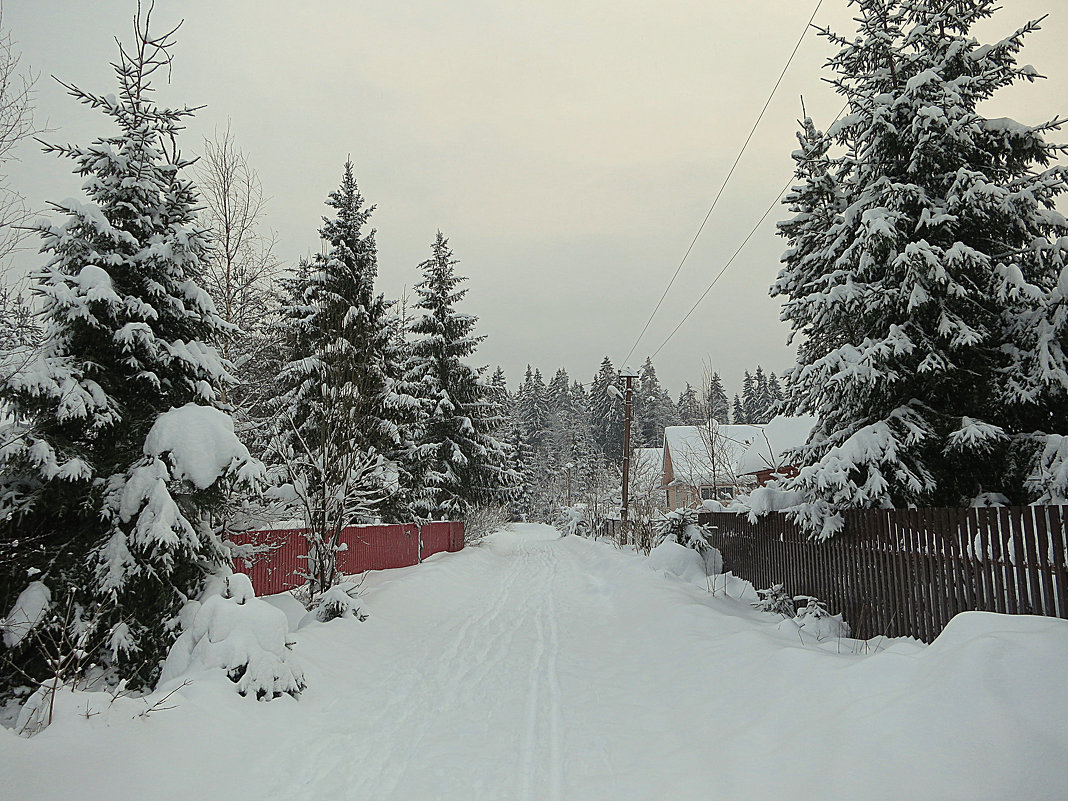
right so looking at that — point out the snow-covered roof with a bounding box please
[664,415,816,485]
[734,415,817,475]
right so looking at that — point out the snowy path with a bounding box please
[2,524,1067,800]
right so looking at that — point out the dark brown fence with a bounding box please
[697,507,1068,642]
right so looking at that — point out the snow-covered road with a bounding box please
[3,524,1067,800]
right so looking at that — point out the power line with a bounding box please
[651,179,790,359]
[650,102,850,359]
[621,0,824,368]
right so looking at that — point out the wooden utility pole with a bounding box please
[619,366,638,544]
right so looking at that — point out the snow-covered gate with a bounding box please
[229,522,465,595]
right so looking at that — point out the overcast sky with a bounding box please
[5,1,1067,399]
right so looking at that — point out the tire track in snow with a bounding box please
[516,538,567,801]
[517,543,547,801]
[271,540,531,801]
[545,546,564,801]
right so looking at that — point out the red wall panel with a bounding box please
[231,522,463,596]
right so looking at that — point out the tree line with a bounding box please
[495,355,786,523]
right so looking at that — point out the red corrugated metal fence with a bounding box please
[229,521,465,596]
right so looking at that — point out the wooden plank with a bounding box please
[954,507,977,613]
[852,511,869,638]
[918,510,935,636]
[927,508,948,636]
[857,511,877,639]
[876,510,895,638]
[1033,507,1056,617]
[860,511,878,639]
[880,514,905,640]
[965,508,987,611]
[917,508,937,641]
[1002,507,1023,614]
[899,510,922,641]
[889,510,911,639]
[939,507,965,623]
[984,508,1008,615]
[1019,505,1044,615]
[1046,506,1068,619]
[919,508,937,642]
[908,509,927,641]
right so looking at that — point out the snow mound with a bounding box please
[161,573,305,700]
[144,403,265,489]
[262,593,308,633]
[1,581,51,648]
[647,540,708,586]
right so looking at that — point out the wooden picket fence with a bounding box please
[697,507,1068,642]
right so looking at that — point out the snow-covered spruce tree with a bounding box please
[589,357,624,461]
[406,232,510,519]
[704,372,730,424]
[678,383,702,427]
[267,162,415,591]
[0,13,262,693]
[774,0,1068,537]
[635,357,679,447]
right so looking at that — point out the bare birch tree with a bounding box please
[0,5,39,268]
[194,125,279,417]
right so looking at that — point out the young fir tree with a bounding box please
[589,357,624,461]
[767,372,783,409]
[732,395,745,426]
[515,365,551,455]
[636,356,678,447]
[489,366,510,408]
[678,383,703,426]
[0,15,261,692]
[705,372,730,424]
[774,0,1068,537]
[407,232,510,519]
[269,162,413,587]
[740,370,757,425]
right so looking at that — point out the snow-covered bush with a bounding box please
[463,504,511,543]
[753,587,850,639]
[793,595,851,640]
[648,539,708,586]
[309,581,367,623]
[555,504,590,537]
[161,573,304,701]
[752,585,795,618]
[653,509,723,576]
[655,508,712,551]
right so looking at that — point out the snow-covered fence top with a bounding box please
[699,507,1068,643]
[228,522,464,596]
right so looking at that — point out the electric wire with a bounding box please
[621,0,824,369]
[649,102,850,359]
[650,179,791,359]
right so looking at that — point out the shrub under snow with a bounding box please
[160,573,304,700]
